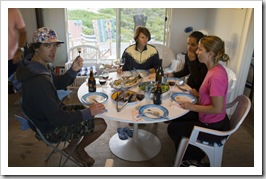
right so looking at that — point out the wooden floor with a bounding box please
[7,88,255,172]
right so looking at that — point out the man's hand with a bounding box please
[71,56,83,72]
[89,103,106,116]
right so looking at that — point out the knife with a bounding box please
[146,111,169,119]
[117,93,133,112]
[176,85,189,92]
[92,99,108,112]
[137,111,169,120]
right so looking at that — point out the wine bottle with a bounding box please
[153,82,162,105]
[156,59,164,83]
[88,70,96,92]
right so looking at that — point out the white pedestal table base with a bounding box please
[109,129,161,162]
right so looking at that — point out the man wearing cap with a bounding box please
[16,27,107,167]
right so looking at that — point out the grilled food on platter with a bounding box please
[112,76,142,89]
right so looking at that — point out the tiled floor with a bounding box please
[7,89,254,169]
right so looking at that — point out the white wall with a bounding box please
[19,8,37,43]
[169,9,207,55]
[42,8,68,67]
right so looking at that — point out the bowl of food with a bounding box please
[138,81,170,97]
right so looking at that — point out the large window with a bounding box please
[66,8,168,62]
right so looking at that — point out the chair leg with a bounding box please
[174,138,189,167]
[213,145,224,167]
[45,143,61,163]
[61,137,82,167]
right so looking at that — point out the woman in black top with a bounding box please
[165,31,207,91]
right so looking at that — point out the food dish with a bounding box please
[111,75,142,90]
[81,92,108,105]
[138,81,170,95]
[171,92,197,104]
[139,104,169,120]
[111,90,138,103]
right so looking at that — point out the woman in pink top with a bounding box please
[167,36,230,164]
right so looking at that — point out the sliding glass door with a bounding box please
[66,8,168,61]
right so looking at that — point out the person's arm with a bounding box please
[172,54,190,78]
[13,27,27,63]
[181,96,224,114]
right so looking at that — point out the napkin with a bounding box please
[132,108,143,122]
[170,101,182,109]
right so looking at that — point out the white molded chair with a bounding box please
[65,45,100,88]
[67,44,100,64]
[174,95,251,167]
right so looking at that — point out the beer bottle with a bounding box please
[88,70,96,92]
[153,82,162,105]
[156,59,164,83]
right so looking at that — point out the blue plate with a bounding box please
[139,104,169,120]
[81,92,108,105]
[171,92,197,104]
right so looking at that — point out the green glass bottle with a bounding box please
[156,59,164,83]
[153,82,162,105]
[88,70,96,92]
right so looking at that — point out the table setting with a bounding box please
[77,71,196,161]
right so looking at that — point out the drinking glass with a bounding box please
[136,91,145,109]
[102,69,109,87]
[168,79,176,97]
[99,76,107,92]
[119,58,125,76]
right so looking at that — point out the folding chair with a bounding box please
[15,100,83,167]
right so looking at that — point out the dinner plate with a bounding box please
[171,92,197,104]
[81,92,108,105]
[139,104,169,120]
[111,90,138,104]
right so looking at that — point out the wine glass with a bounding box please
[102,69,109,87]
[77,47,81,56]
[136,90,145,109]
[119,58,125,76]
[168,79,176,96]
[99,76,107,92]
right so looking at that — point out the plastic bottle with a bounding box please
[156,59,164,83]
[88,70,96,92]
[153,82,162,105]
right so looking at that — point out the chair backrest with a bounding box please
[226,95,251,134]
[152,44,175,68]
[68,44,100,63]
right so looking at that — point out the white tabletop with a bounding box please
[77,71,191,124]
[77,71,192,162]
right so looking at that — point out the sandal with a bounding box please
[123,127,133,138]
[117,128,128,140]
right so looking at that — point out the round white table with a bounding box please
[77,71,191,162]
